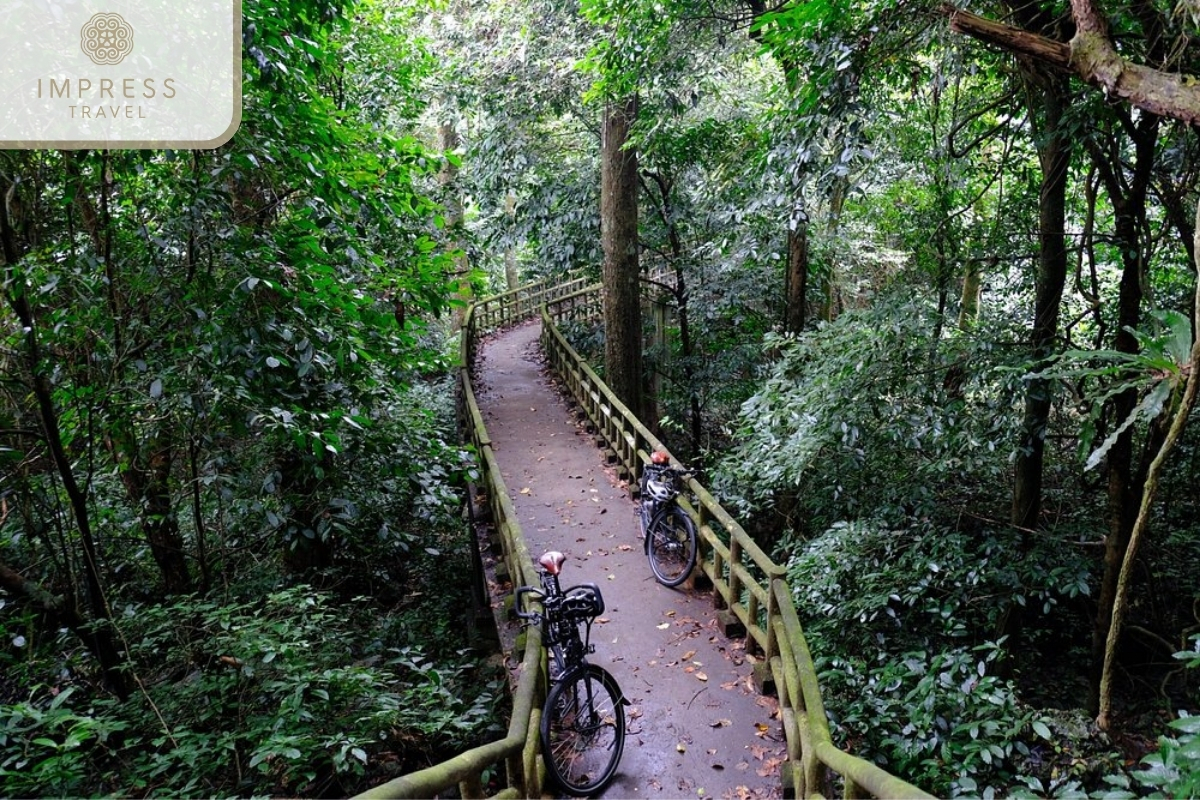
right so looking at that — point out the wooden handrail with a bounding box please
[356,277,932,799]
[540,286,933,800]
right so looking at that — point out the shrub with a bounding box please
[0,588,504,797]
[819,643,1051,797]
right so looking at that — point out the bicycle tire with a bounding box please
[646,504,697,588]
[540,664,626,796]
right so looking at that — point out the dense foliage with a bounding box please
[1,1,503,796]
[448,0,1200,795]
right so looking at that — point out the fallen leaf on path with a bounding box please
[657,622,670,630]
[754,722,770,736]
[676,743,687,753]
[682,649,696,660]
[710,719,732,728]
[696,672,708,681]
[519,487,531,495]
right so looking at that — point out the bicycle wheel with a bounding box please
[646,505,697,588]
[541,664,626,796]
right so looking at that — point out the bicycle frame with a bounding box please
[514,551,628,796]
[514,554,603,680]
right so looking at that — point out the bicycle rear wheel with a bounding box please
[541,664,625,796]
[646,505,697,588]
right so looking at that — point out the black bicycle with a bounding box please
[515,551,626,796]
[638,450,699,588]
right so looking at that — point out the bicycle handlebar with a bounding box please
[514,585,545,623]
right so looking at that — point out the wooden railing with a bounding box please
[467,274,593,335]
[354,285,559,800]
[541,288,933,800]
[356,276,933,800]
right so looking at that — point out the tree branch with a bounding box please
[943,3,1200,125]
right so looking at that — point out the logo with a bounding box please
[2,1,241,148]
[80,13,135,66]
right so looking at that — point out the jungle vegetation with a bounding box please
[2,0,1200,796]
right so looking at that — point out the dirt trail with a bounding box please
[474,320,785,800]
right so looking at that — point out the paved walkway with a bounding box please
[474,320,785,800]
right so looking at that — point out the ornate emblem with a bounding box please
[80,12,134,66]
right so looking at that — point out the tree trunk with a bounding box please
[601,95,644,421]
[504,193,519,291]
[1097,201,1200,729]
[1000,68,1073,655]
[109,425,193,595]
[958,260,984,330]
[1,171,131,700]
[1087,109,1162,710]
[440,120,471,331]
[784,222,809,334]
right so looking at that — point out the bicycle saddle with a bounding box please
[539,551,567,575]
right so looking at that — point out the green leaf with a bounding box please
[1085,379,1173,471]
[1169,715,1200,734]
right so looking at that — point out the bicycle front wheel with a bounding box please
[541,664,626,796]
[646,505,697,588]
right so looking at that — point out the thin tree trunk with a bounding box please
[440,120,470,331]
[505,193,519,291]
[1087,111,1162,710]
[999,69,1073,656]
[1097,201,1200,729]
[1,173,130,700]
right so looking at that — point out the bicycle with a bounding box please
[638,450,699,588]
[515,550,627,796]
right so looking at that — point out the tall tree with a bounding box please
[601,95,646,419]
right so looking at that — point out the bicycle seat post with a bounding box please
[538,550,566,596]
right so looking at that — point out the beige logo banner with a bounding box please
[0,1,242,149]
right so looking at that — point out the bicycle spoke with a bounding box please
[543,667,624,795]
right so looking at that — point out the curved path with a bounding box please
[474,320,785,800]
